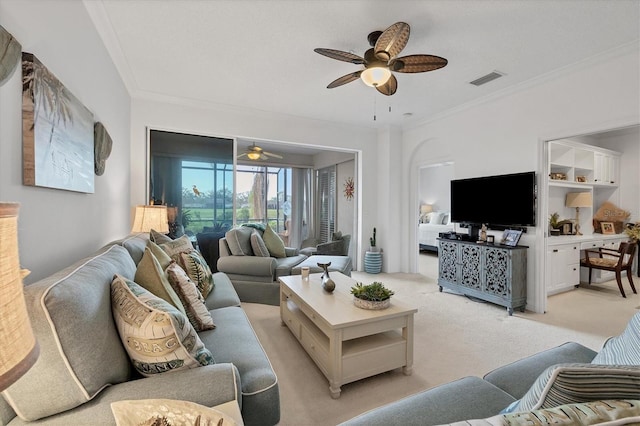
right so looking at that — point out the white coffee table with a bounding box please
[279,272,417,398]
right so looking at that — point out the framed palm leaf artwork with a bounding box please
[22,52,94,193]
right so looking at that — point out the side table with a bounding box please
[364,251,382,274]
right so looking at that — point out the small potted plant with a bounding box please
[369,227,378,252]
[549,212,561,236]
[350,281,394,310]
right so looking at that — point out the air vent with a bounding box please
[469,71,505,86]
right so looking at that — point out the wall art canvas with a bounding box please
[22,52,94,193]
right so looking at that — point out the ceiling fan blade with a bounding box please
[237,152,248,158]
[327,71,362,88]
[264,151,283,159]
[260,154,268,161]
[375,74,397,96]
[374,22,410,61]
[390,54,448,73]
[314,48,365,64]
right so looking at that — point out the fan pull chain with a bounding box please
[373,94,377,121]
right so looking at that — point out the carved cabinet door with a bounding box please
[459,244,482,290]
[483,247,511,298]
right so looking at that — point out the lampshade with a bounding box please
[565,192,592,208]
[0,203,39,391]
[247,152,261,160]
[131,205,169,233]
[361,67,392,87]
[420,204,433,214]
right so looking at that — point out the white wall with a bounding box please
[336,159,356,261]
[130,98,378,269]
[402,44,640,313]
[419,163,454,212]
[0,0,131,283]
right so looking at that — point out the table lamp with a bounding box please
[420,204,433,215]
[131,205,169,233]
[565,192,592,236]
[0,203,39,391]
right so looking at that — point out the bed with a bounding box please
[418,211,454,252]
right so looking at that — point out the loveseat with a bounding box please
[0,233,279,426]
[341,312,640,425]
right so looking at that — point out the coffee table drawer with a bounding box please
[282,300,301,339]
[342,331,407,383]
[300,322,329,374]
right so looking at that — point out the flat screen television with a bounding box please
[450,171,536,236]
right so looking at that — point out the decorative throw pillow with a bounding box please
[225,227,254,256]
[592,311,640,365]
[262,223,286,258]
[332,231,343,241]
[147,240,172,270]
[250,230,270,257]
[165,262,215,332]
[134,247,186,315]
[242,222,266,232]
[111,275,214,377]
[111,399,237,426]
[176,249,214,299]
[159,235,194,258]
[150,229,173,245]
[507,363,640,413]
[447,400,640,426]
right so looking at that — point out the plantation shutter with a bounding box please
[317,166,336,244]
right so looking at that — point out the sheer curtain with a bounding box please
[289,168,312,249]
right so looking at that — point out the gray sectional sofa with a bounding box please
[341,313,640,425]
[0,234,279,426]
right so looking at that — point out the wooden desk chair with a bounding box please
[580,241,637,298]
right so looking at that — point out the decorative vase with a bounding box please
[322,278,335,293]
[364,251,382,274]
[353,297,390,310]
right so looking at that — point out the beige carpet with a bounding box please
[242,252,640,425]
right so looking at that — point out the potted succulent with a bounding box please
[350,281,394,310]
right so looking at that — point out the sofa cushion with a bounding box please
[275,254,307,278]
[2,245,136,422]
[506,363,640,413]
[111,399,238,426]
[445,399,640,426]
[134,247,186,315]
[166,262,216,332]
[148,240,172,269]
[159,235,194,258]
[225,227,254,256]
[177,249,214,299]
[338,377,515,426]
[263,224,285,258]
[203,272,242,310]
[592,311,640,365]
[150,228,173,245]
[111,275,215,377]
[251,229,271,257]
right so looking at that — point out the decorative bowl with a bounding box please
[353,297,390,310]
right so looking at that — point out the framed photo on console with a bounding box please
[501,229,523,247]
[601,222,615,235]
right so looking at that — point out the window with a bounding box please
[149,130,233,236]
[316,166,336,243]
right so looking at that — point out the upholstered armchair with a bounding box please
[300,232,351,257]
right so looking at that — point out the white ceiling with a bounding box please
[86,0,639,132]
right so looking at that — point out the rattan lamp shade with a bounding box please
[565,192,592,208]
[131,205,169,233]
[0,203,39,391]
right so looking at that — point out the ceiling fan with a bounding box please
[238,143,283,161]
[314,22,448,96]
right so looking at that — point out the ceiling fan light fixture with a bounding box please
[360,67,391,87]
[247,152,261,160]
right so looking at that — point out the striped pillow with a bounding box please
[510,363,640,412]
[592,312,640,365]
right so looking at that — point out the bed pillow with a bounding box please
[506,363,640,413]
[165,262,216,332]
[592,311,640,365]
[111,275,214,377]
